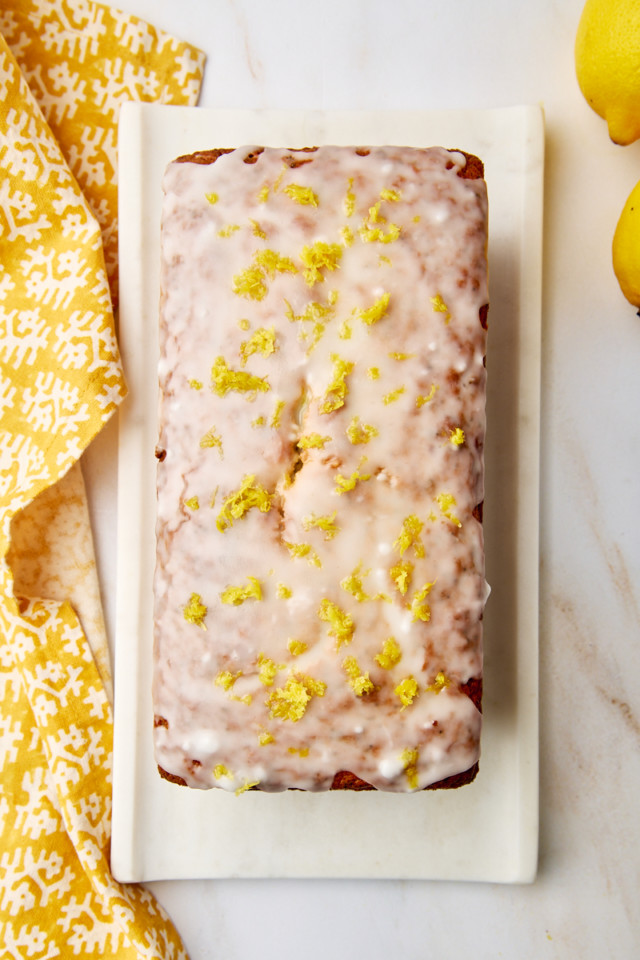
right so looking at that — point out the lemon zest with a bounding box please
[306,324,327,354]
[390,559,413,596]
[358,291,390,326]
[338,318,352,340]
[300,241,343,286]
[188,378,203,390]
[284,541,322,567]
[211,356,270,398]
[340,225,355,247]
[380,187,402,202]
[287,638,308,656]
[251,416,266,428]
[427,671,452,694]
[254,249,298,279]
[258,730,275,746]
[436,492,462,527]
[285,298,336,325]
[200,427,223,454]
[232,264,268,300]
[235,780,259,795]
[250,218,267,239]
[410,581,436,622]
[343,656,375,696]
[388,351,414,361]
[273,165,287,192]
[220,576,263,606]
[401,748,420,789]
[374,637,402,670]
[304,676,328,697]
[296,433,331,450]
[283,183,319,206]
[334,460,371,494]
[213,764,232,780]
[344,177,356,217]
[257,653,285,687]
[216,475,272,532]
[218,224,240,237]
[205,192,219,205]
[268,399,285,428]
[340,563,371,603]
[368,201,385,223]
[318,354,354,414]
[318,598,354,648]
[240,326,277,365]
[430,293,451,324]
[277,583,292,600]
[266,674,326,722]
[383,385,405,405]
[184,496,199,511]
[449,427,466,446]
[359,203,401,244]
[395,676,419,709]
[215,670,242,691]
[284,297,337,352]
[367,366,380,380]
[232,249,297,300]
[346,415,378,445]
[393,515,425,557]
[416,384,439,407]
[230,693,253,706]
[183,593,207,628]
[303,511,340,540]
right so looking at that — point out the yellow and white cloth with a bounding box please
[0,2,204,955]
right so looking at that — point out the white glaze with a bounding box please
[153,145,488,792]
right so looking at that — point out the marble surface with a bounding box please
[82,0,640,956]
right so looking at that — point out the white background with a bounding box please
[83,1,640,957]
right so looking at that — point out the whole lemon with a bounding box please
[575,0,640,145]
[612,178,640,308]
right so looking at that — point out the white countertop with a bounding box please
[82,0,640,956]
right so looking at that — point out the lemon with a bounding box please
[575,0,640,145]
[612,178,640,308]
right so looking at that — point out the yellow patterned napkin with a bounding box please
[0,2,204,956]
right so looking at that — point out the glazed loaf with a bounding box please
[154,144,489,793]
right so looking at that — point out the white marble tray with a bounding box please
[112,103,543,883]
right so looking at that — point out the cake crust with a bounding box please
[154,145,489,793]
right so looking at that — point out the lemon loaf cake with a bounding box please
[154,144,489,793]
